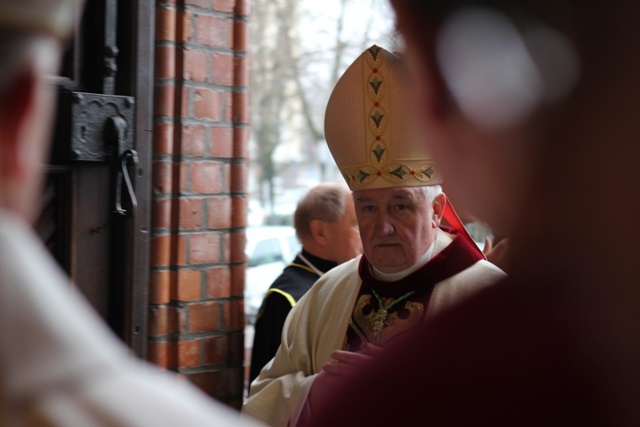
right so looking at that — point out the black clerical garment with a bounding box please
[249,251,337,384]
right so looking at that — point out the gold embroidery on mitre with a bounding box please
[338,45,440,190]
[352,293,424,348]
[341,162,439,188]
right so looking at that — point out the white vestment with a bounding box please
[0,210,263,427]
[242,229,506,426]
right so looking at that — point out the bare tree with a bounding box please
[250,0,300,220]
[250,0,394,222]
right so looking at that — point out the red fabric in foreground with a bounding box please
[297,269,615,426]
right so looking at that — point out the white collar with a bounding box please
[371,239,437,282]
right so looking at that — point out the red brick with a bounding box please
[195,15,230,48]
[235,0,250,16]
[229,229,245,263]
[148,341,177,369]
[222,231,231,263]
[188,301,220,332]
[224,366,245,396]
[152,161,175,195]
[234,300,246,331]
[156,7,176,42]
[233,55,249,87]
[207,196,231,229]
[148,306,166,337]
[207,266,231,298]
[233,126,249,158]
[152,198,172,229]
[213,0,235,13]
[183,48,208,82]
[155,46,175,80]
[179,11,193,43]
[180,162,190,193]
[193,88,223,121]
[150,270,171,304]
[203,335,228,365]
[230,265,245,297]
[153,122,174,155]
[151,234,172,267]
[180,86,191,119]
[231,196,247,228]
[179,197,204,230]
[233,19,249,51]
[173,268,202,301]
[177,304,188,333]
[231,91,249,123]
[211,52,233,86]
[211,126,233,158]
[224,92,233,122]
[148,305,180,337]
[223,300,244,331]
[189,232,221,264]
[177,234,188,266]
[188,371,220,397]
[192,161,224,194]
[181,124,206,156]
[154,84,175,117]
[186,0,208,7]
[221,163,232,193]
[178,340,201,368]
[230,162,246,193]
[228,332,244,365]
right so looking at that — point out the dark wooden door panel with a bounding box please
[38,0,153,357]
[72,165,112,320]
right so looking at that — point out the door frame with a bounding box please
[124,0,154,357]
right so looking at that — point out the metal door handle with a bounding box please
[114,148,138,217]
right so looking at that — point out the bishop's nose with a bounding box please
[374,213,395,236]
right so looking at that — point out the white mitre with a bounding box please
[324,45,443,192]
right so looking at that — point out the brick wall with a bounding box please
[149,0,250,408]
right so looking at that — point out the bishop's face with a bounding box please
[354,186,441,274]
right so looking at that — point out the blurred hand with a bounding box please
[484,237,510,272]
[306,345,381,413]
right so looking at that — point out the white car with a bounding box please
[245,226,301,325]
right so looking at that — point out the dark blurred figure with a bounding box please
[297,1,640,425]
[249,182,362,384]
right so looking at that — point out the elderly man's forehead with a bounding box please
[354,187,423,202]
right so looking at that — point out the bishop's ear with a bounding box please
[432,193,446,225]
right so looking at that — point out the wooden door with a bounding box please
[37,0,154,357]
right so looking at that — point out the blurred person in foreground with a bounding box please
[242,45,506,426]
[249,182,362,384]
[297,1,640,425]
[0,1,261,425]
